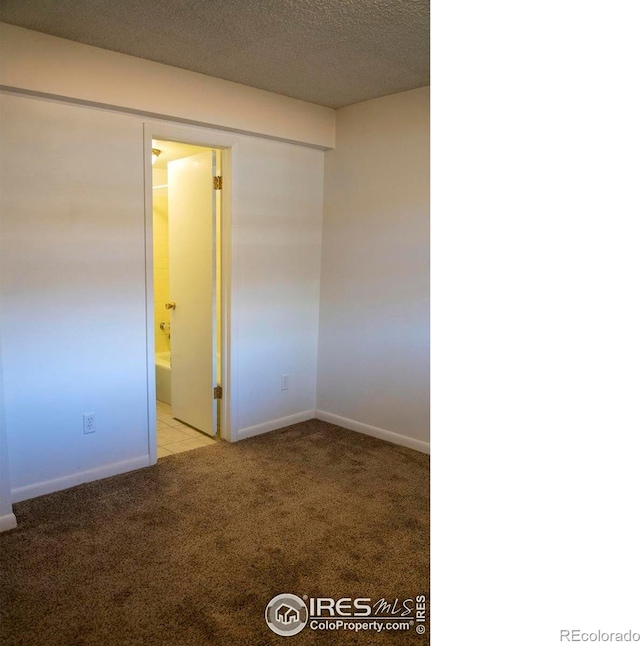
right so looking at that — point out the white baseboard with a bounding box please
[0,512,17,532]
[11,455,152,503]
[315,410,430,454]
[238,409,316,441]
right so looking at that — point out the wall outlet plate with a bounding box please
[83,413,96,434]
[281,374,289,391]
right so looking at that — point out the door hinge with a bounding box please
[213,176,223,190]
[213,385,223,400]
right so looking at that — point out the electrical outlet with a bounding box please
[83,413,96,434]
[281,374,289,391]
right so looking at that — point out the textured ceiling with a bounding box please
[0,0,429,109]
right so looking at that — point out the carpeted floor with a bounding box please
[0,419,429,645]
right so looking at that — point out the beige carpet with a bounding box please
[0,419,429,645]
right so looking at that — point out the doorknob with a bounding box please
[165,302,176,310]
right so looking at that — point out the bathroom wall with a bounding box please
[152,168,170,354]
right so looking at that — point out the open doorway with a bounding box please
[151,139,223,458]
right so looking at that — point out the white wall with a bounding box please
[0,95,150,501]
[0,343,17,531]
[0,23,335,150]
[0,92,324,501]
[234,137,323,437]
[316,87,430,452]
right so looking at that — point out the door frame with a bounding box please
[143,121,239,462]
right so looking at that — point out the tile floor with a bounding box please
[156,400,217,458]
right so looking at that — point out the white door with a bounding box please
[168,151,216,436]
